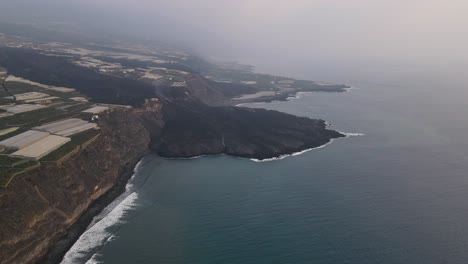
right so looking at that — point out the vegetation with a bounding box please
[3,81,87,103]
[0,155,24,166]
[0,126,19,137]
[0,107,65,128]
[3,81,39,94]
[95,56,196,74]
[62,103,93,113]
[0,155,39,187]
[0,102,94,131]
[211,81,257,97]
[41,129,100,162]
[0,167,24,187]
[0,48,155,106]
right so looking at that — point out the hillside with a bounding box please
[0,28,348,264]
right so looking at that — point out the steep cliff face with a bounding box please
[0,96,343,263]
[183,74,256,106]
[152,101,344,160]
[0,45,349,264]
[0,107,163,264]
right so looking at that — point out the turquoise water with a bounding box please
[63,66,468,264]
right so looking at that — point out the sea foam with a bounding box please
[84,253,103,264]
[61,160,144,264]
[250,132,363,162]
[250,140,335,163]
[342,132,365,137]
[286,91,315,101]
[60,192,139,264]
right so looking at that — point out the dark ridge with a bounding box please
[208,80,257,97]
[1,74,16,102]
[0,48,155,106]
[152,101,345,160]
[183,75,257,106]
[94,56,197,74]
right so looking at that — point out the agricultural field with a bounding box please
[41,129,100,162]
[0,127,18,136]
[0,80,95,131]
[0,155,39,187]
[0,72,106,188]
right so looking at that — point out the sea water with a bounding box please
[63,64,468,264]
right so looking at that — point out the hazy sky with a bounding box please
[2,0,468,76]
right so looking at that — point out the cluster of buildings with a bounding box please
[0,118,99,160]
[0,104,46,115]
[1,91,60,117]
[171,81,187,87]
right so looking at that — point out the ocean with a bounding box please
[61,63,468,264]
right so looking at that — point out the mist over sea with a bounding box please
[63,62,468,264]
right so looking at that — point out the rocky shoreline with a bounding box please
[38,152,147,264]
[230,84,350,106]
[0,90,345,264]
[0,107,158,264]
[0,41,351,264]
[153,102,344,160]
[36,92,345,264]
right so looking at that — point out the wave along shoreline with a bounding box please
[250,132,364,162]
[60,160,145,264]
[62,87,361,263]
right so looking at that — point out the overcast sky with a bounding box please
[2,0,468,77]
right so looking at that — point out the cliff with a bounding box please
[0,105,163,264]
[0,44,348,264]
[0,99,344,264]
[153,102,344,160]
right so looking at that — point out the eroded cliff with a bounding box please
[0,105,163,264]
[153,99,344,160]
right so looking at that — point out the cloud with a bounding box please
[2,0,468,69]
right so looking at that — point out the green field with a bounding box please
[0,155,24,166]
[0,155,39,187]
[0,107,67,128]
[41,129,101,162]
[0,127,19,136]
[0,127,27,143]
[0,102,93,131]
[0,124,100,187]
[5,81,84,101]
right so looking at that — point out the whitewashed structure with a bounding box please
[11,135,71,160]
[5,104,46,114]
[55,123,97,137]
[82,106,109,114]
[0,130,50,150]
[34,118,88,134]
[13,92,49,101]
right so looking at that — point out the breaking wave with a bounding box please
[250,140,335,162]
[60,160,144,264]
[250,132,363,162]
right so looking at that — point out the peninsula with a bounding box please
[0,25,348,264]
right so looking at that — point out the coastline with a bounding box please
[250,139,337,162]
[60,160,145,264]
[235,86,354,107]
[232,85,351,106]
[52,88,354,263]
[38,152,149,264]
[251,132,364,162]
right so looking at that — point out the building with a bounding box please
[0,130,50,150]
[11,135,71,160]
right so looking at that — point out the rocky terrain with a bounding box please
[0,31,347,264]
[0,105,163,264]
[154,99,344,160]
[0,95,343,264]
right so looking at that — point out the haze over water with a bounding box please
[61,62,468,264]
